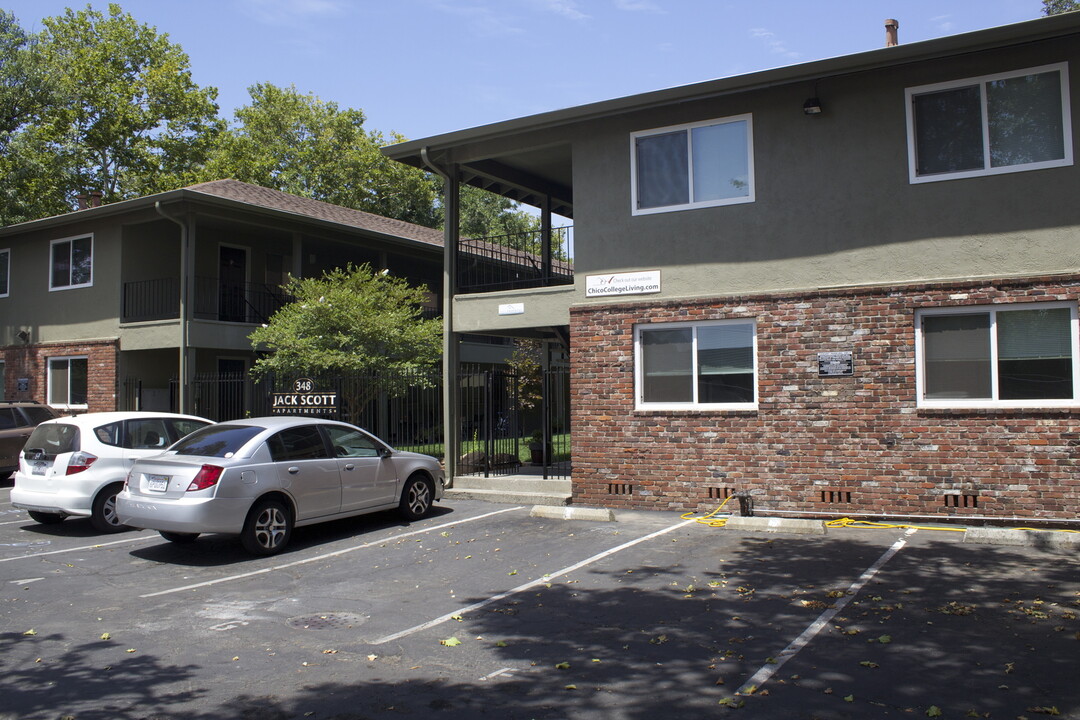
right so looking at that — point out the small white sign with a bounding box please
[498,303,525,316]
[586,270,661,297]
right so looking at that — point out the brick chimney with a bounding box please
[885,19,899,47]
[89,191,102,208]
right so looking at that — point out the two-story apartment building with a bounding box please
[385,13,1080,522]
[0,179,458,418]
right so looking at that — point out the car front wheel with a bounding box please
[90,483,126,533]
[399,474,434,521]
[241,498,292,556]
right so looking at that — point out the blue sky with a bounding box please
[2,0,1049,142]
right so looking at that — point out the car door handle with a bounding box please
[287,466,300,474]
[343,464,355,471]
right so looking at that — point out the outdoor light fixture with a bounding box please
[16,329,29,343]
[803,97,823,115]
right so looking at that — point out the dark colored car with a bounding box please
[0,402,61,476]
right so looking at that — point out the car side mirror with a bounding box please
[377,447,393,459]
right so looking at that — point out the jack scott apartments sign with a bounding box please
[271,378,339,415]
[585,270,661,298]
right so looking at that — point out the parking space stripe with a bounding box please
[369,517,698,645]
[0,534,156,562]
[139,506,524,598]
[735,529,916,696]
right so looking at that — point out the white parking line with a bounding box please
[735,529,917,696]
[140,506,524,598]
[0,534,156,563]
[369,517,698,645]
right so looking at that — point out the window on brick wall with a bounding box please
[916,302,1079,408]
[635,319,757,409]
[47,356,88,409]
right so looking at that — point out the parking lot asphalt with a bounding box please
[1,474,1078,720]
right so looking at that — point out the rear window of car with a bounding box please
[24,423,79,458]
[21,407,59,425]
[267,425,330,462]
[172,424,263,458]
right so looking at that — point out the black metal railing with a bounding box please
[122,277,181,322]
[458,226,574,293]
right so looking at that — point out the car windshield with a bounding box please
[24,423,79,458]
[172,424,263,458]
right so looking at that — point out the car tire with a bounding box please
[399,473,434,521]
[159,531,199,544]
[27,510,65,525]
[90,483,126,533]
[240,498,292,556]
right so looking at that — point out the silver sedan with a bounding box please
[117,416,445,555]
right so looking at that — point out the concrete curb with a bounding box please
[724,516,827,535]
[963,526,1080,548]
[529,505,616,522]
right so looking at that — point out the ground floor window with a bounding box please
[47,356,88,409]
[917,302,1078,407]
[635,319,756,409]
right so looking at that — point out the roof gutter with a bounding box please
[154,202,190,414]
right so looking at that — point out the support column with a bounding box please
[540,195,552,283]
[442,166,460,484]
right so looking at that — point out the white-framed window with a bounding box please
[906,63,1073,183]
[50,234,93,290]
[47,356,88,409]
[0,248,9,297]
[915,302,1080,408]
[635,319,757,410]
[631,114,754,215]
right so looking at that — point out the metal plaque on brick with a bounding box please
[817,351,853,376]
[271,377,338,415]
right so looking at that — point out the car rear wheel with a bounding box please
[159,531,199,544]
[241,498,292,556]
[27,510,65,525]
[399,474,434,521]
[90,484,125,533]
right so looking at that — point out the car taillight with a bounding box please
[65,452,98,475]
[187,464,223,491]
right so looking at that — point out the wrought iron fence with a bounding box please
[120,365,569,478]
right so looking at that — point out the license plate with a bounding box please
[146,475,170,492]
[31,461,47,476]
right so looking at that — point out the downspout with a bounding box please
[155,202,190,414]
[421,147,459,485]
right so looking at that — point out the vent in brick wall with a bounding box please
[819,490,852,504]
[944,494,978,508]
[607,483,633,496]
[708,487,734,500]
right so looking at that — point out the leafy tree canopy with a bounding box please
[1043,0,1080,14]
[249,264,441,379]
[201,82,440,227]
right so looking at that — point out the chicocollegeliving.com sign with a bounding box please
[585,270,661,297]
[271,378,338,415]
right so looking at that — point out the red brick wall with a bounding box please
[569,275,1080,521]
[2,340,118,413]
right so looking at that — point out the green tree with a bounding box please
[1043,0,1080,14]
[249,264,442,419]
[457,186,539,239]
[32,3,222,204]
[202,83,439,227]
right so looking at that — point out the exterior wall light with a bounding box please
[803,98,823,115]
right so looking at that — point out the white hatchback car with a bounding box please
[11,412,212,532]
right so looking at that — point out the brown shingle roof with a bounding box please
[185,179,444,247]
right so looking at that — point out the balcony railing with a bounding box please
[458,226,573,294]
[122,277,440,325]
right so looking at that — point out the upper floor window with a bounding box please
[916,302,1079,408]
[906,63,1073,183]
[50,235,93,290]
[635,319,757,410]
[48,356,88,409]
[631,114,754,215]
[0,248,9,297]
